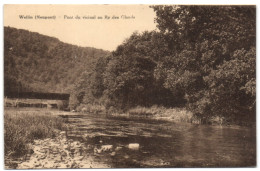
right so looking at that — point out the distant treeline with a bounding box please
[4,5,256,123]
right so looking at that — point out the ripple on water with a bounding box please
[63,113,256,168]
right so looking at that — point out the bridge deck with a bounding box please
[5,92,70,100]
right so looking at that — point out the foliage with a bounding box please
[151,5,256,122]
[203,47,256,120]
[4,26,110,96]
[103,32,185,110]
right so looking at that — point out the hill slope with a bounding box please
[4,26,110,95]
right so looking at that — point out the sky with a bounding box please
[4,5,157,51]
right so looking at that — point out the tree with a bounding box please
[151,5,256,122]
[204,47,256,121]
[103,31,185,111]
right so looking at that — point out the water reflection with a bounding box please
[63,113,256,168]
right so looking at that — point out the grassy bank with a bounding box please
[75,104,253,126]
[108,106,230,125]
[4,109,65,159]
[76,104,228,125]
[128,106,194,122]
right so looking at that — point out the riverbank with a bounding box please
[15,131,109,169]
[4,109,65,169]
[77,105,255,126]
[4,108,110,169]
[77,105,227,125]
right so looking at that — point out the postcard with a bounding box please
[4,4,256,169]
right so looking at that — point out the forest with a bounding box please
[4,5,256,124]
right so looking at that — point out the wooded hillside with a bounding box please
[4,26,110,95]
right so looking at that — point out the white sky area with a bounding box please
[4,5,157,51]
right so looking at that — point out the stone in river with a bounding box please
[101,145,113,152]
[128,143,140,150]
[94,145,113,154]
[124,155,130,159]
[115,146,123,151]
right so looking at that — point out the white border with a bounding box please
[0,0,259,4]
[0,1,258,171]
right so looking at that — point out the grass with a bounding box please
[4,109,65,158]
[74,104,195,123]
[127,106,246,125]
[127,106,196,123]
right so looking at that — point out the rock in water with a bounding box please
[115,146,122,151]
[110,152,116,156]
[94,145,113,154]
[128,143,139,150]
[101,145,113,152]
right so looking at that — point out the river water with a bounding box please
[62,113,256,168]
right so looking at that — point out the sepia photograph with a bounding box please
[3,4,256,169]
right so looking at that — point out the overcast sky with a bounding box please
[4,5,157,51]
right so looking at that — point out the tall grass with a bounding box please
[127,106,234,125]
[128,106,195,123]
[4,109,65,158]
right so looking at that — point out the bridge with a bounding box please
[5,92,70,100]
[4,92,70,110]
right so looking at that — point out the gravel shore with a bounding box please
[15,131,110,169]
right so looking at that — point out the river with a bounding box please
[61,112,256,168]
